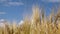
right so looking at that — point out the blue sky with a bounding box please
[0,0,60,22]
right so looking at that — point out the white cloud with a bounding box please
[19,20,24,25]
[0,19,5,28]
[0,12,6,14]
[0,0,24,6]
[42,0,60,3]
[0,0,7,2]
[0,19,5,21]
[0,0,13,2]
[7,2,24,6]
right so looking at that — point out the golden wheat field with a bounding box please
[0,5,60,34]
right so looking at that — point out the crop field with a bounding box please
[0,6,60,34]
